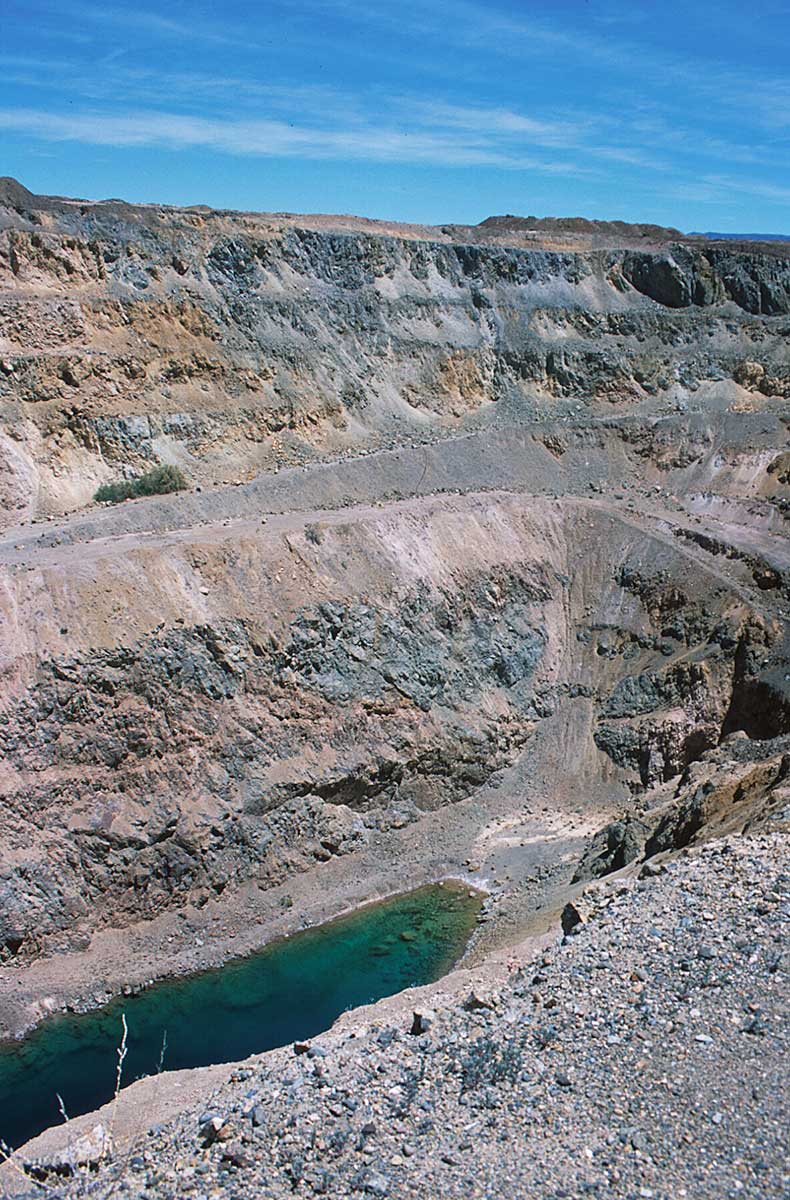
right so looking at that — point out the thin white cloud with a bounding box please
[399,100,585,148]
[0,106,588,174]
[41,0,261,49]
[314,0,790,145]
[700,174,790,205]
[667,174,790,207]
[3,0,788,215]
[4,96,785,203]
[584,145,671,173]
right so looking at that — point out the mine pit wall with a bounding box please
[0,403,787,575]
[1,204,790,522]
[1,495,783,963]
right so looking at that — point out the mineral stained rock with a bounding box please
[0,181,788,1195]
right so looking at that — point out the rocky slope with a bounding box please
[9,827,789,1199]
[0,487,787,973]
[1,176,789,523]
[0,181,788,1177]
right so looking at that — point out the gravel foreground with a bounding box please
[19,830,789,1200]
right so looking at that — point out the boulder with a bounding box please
[410,1008,436,1035]
[561,898,594,935]
[462,987,500,1012]
[26,1123,112,1179]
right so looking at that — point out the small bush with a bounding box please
[95,464,189,504]
[458,1031,528,1094]
[94,479,136,503]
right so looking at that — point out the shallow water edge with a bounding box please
[0,880,484,1150]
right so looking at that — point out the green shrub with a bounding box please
[94,479,135,503]
[94,464,189,504]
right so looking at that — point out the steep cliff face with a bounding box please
[0,490,786,963]
[1,183,788,524]
[0,499,554,951]
[0,185,788,1040]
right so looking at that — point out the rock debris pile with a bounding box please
[22,829,787,1200]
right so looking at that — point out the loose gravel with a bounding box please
[22,829,787,1200]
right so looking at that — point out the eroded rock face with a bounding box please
[0,184,788,991]
[0,510,557,952]
[1,187,789,522]
[1,489,786,962]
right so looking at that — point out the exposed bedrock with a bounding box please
[1,493,787,963]
[1,186,789,523]
[0,187,788,1055]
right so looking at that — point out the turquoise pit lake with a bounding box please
[0,882,481,1150]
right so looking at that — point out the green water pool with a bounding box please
[0,881,481,1150]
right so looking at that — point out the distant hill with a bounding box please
[2,176,787,249]
[477,213,683,239]
[692,231,790,243]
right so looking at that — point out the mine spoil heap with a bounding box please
[20,832,790,1199]
[0,179,788,1197]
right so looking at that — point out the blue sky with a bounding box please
[2,0,789,230]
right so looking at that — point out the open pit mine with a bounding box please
[0,178,787,1199]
